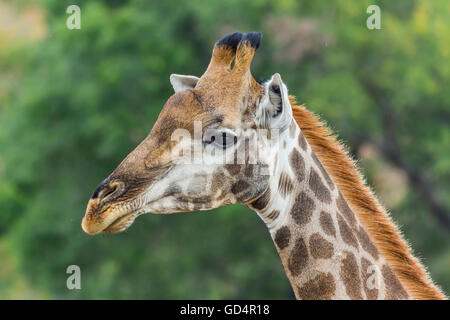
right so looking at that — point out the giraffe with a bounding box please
[81,31,446,300]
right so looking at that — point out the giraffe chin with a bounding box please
[102,212,138,233]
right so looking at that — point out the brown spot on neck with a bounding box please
[309,233,334,259]
[290,191,315,226]
[340,251,363,299]
[337,213,359,248]
[288,237,309,276]
[296,272,336,300]
[319,211,336,237]
[289,149,306,182]
[312,152,334,190]
[274,226,291,250]
[355,226,379,260]
[309,169,332,204]
[336,192,356,226]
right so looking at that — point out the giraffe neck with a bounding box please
[248,120,410,300]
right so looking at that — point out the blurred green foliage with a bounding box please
[0,0,448,298]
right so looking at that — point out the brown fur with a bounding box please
[290,97,446,300]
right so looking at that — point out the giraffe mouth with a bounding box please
[102,212,136,233]
[82,199,147,235]
[101,205,148,234]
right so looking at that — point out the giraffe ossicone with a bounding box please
[82,31,446,300]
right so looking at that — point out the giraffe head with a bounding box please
[82,31,294,235]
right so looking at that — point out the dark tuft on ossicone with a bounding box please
[217,32,243,51]
[242,31,262,49]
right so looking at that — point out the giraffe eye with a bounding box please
[204,129,237,149]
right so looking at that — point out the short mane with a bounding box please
[290,97,446,300]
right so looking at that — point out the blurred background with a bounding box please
[0,0,449,299]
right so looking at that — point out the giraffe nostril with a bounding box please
[92,180,124,202]
[99,185,118,200]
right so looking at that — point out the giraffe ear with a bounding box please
[170,74,200,92]
[258,73,292,131]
